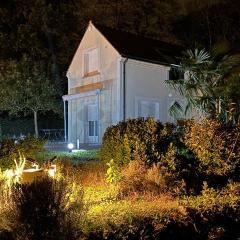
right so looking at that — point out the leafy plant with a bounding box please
[106,159,121,184]
[183,119,240,184]
[168,47,240,125]
[0,136,46,171]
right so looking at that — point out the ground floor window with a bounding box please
[88,120,98,137]
[135,97,160,119]
[87,104,99,143]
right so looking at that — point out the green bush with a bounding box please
[100,118,177,167]
[0,136,46,170]
[106,159,121,184]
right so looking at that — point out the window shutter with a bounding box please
[87,104,98,121]
[89,48,98,72]
[83,48,99,75]
[84,53,89,74]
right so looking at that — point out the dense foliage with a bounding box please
[100,118,176,166]
[168,47,240,125]
[101,118,240,193]
[0,136,46,170]
[184,120,240,183]
[0,123,239,239]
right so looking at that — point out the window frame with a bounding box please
[135,96,160,120]
[82,47,100,77]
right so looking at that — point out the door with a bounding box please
[87,104,98,143]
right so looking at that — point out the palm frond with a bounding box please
[169,101,184,118]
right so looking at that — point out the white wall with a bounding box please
[66,22,121,144]
[124,59,176,122]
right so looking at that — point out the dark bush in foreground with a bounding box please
[84,213,239,240]
[8,177,83,240]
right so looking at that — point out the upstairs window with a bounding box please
[168,66,184,80]
[83,48,99,75]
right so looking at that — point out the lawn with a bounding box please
[36,149,99,164]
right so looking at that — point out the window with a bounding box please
[168,66,184,80]
[88,121,98,136]
[87,104,98,143]
[83,48,99,75]
[136,98,160,119]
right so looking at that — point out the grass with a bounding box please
[85,194,183,228]
[41,155,183,231]
[64,160,186,231]
[36,149,99,165]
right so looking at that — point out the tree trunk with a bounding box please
[33,110,38,138]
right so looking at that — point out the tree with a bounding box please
[0,56,61,137]
[168,45,240,125]
[173,0,240,49]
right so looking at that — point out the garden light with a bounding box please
[67,143,74,152]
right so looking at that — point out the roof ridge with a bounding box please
[93,21,181,48]
[91,21,182,65]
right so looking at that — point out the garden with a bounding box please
[0,118,239,240]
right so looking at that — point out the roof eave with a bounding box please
[120,54,175,67]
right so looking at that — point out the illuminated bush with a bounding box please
[118,144,185,197]
[184,119,240,185]
[100,118,177,167]
[0,136,46,170]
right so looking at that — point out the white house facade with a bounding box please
[63,21,184,145]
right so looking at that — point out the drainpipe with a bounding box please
[97,89,101,144]
[62,99,67,142]
[123,58,128,121]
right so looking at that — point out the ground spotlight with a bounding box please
[67,143,74,152]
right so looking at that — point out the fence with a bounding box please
[40,129,65,142]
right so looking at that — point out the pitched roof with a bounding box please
[94,23,183,65]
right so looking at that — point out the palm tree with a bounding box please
[168,44,240,125]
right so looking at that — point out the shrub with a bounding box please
[101,118,240,194]
[181,181,240,239]
[100,118,177,167]
[119,160,148,196]
[0,136,46,171]
[183,119,240,186]
[118,144,185,197]
[6,177,84,240]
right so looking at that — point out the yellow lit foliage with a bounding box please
[184,119,240,176]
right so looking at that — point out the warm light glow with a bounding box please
[47,164,56,178]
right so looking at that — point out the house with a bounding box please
[62,21,184,145]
